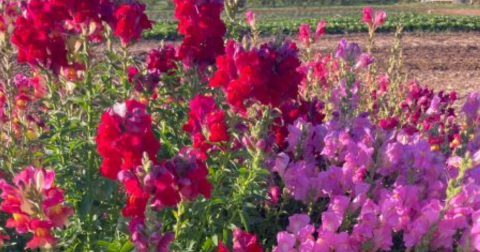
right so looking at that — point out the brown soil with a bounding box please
[433,8,480,16]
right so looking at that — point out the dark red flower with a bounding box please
[215,241,230,252]
[113,2,152,45]
[210,40,303,113]
[233,229,264,252]
[147,45,178,76]
[183,95,229,155]
[174,0,226,65]
[379,116,399,130]
[96,100,160,180]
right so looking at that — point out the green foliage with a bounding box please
[143,13,480,40]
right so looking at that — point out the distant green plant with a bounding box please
[143,13,480,40]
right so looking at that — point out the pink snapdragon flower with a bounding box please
[0,167,73,250]
[362,7,387,29]
[297,21,327,47]
[245,10,256,29]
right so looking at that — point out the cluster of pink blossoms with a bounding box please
[0,167,73,249]
[362,7,387,30]
[297,20,326,48]
[267,98,480,251]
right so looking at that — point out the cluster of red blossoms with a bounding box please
[174,0,226,66]
[11,0,70,73]
[147,45,179,77]
[209,40,304,113]
[0,167,74,250]
[127,45,179,97]
[96,100,212,251]
[183,95,229,159]
[96,100,160,180]
[10,0,151,73]
[112,1,152,46]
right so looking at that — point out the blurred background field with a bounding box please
[140,1,480,39]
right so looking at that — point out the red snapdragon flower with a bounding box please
[233,229,264,252]
[51,0,103,24]
[166,148,212,201]
[96,100,160,180]
[210,40,303,113]
[215,230,264,252]
[10,0,70,73]
[174,0,226,66]
[183,95,229,156]
[216,241,230,252]
[113,2,152,46]
[147,45,179,76]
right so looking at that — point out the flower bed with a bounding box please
[0,1,479,252]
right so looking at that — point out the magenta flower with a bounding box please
[245,10,256,29]
[374,11,387,27]
[298,24,311,47]
[362,7,374,24]
[461,92,480,122]
[362,7,387,29]
[321,211,343,232]
[372,227,393,251]
[287,214,310,235]
[474,150,480,166]
[470,210,480,251]
[232,229,264,252]
[355,53,374,69]
[268,186,281,205]
[426,96,441,115]
[314,20,326,40]
[0,167,73,249]
[273,231,296,252]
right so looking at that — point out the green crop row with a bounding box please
[142,13,480,40]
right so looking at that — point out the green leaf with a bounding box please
[120,241,134,252]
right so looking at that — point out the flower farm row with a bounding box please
[143,13,480,40]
